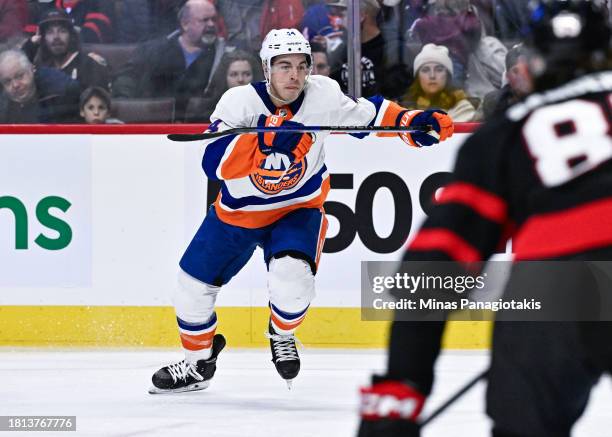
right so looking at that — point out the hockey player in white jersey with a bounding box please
[149,28,455,393]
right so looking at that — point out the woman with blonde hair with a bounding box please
[402,43,476,122]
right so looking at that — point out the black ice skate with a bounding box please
[149,333,226,394]
[266,322,301,389]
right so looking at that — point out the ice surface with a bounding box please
[1,349,610,436]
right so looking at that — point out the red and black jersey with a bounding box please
[386,71,612,390]
[56,0,113,43]
[406,71,612,263]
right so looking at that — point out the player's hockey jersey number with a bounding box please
[523,99,612,187]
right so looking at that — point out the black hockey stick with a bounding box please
[419,369,488,428]
[167,124,434,142]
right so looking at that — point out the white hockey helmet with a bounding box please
[260,28,313,76]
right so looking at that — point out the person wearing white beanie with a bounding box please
[402,43,476,122]
[413,43,454,77]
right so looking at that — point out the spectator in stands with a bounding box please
[113,0,232,120]
[0,48,80,123]
[301,0,332,42]
[260,0,304,50]
[311,42,330,76]
[463,24,507,102]
[79,85,122,123]
[27,0,114,43]
[494,0,531,40]
[480,43,533,120]
[21,9,110,90]
[378,0,402,67]
[117,0,214,42]
[403,0,427,29]
[470,0,495,35]
[301,0,346,55]
[185,49,262,122]
[380,62,412,102]
[147,0,187,39]
[401,43,475,121]
[409,0,482,86]
[0,0,28,44]
[222,50,262,87]
[403,1,505,106]
[216,0,263,52]
[327,0,387,97]
[114,0,153,43]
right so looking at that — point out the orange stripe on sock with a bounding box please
[179,331,215,351]
[271,313,306,331]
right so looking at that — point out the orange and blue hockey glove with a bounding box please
[398,109,454,148]
[257,114,313,162]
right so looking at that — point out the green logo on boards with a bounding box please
[0,196,73,250]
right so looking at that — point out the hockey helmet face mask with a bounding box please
[525,0,612,88]
[259,29,313,104]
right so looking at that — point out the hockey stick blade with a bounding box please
[167,124,433,142]
[419,369,488,428]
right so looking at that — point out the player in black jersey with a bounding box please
[357,1,612,436]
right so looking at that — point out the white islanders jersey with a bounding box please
[201,75,403,228]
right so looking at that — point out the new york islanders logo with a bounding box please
[250,153,307,195]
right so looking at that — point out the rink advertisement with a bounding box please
[0,130,493,347]
[0,136,92,287]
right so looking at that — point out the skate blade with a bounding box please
[148,380,211,394]
[285,379,293,390]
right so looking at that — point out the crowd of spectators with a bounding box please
[0,0,607,124]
